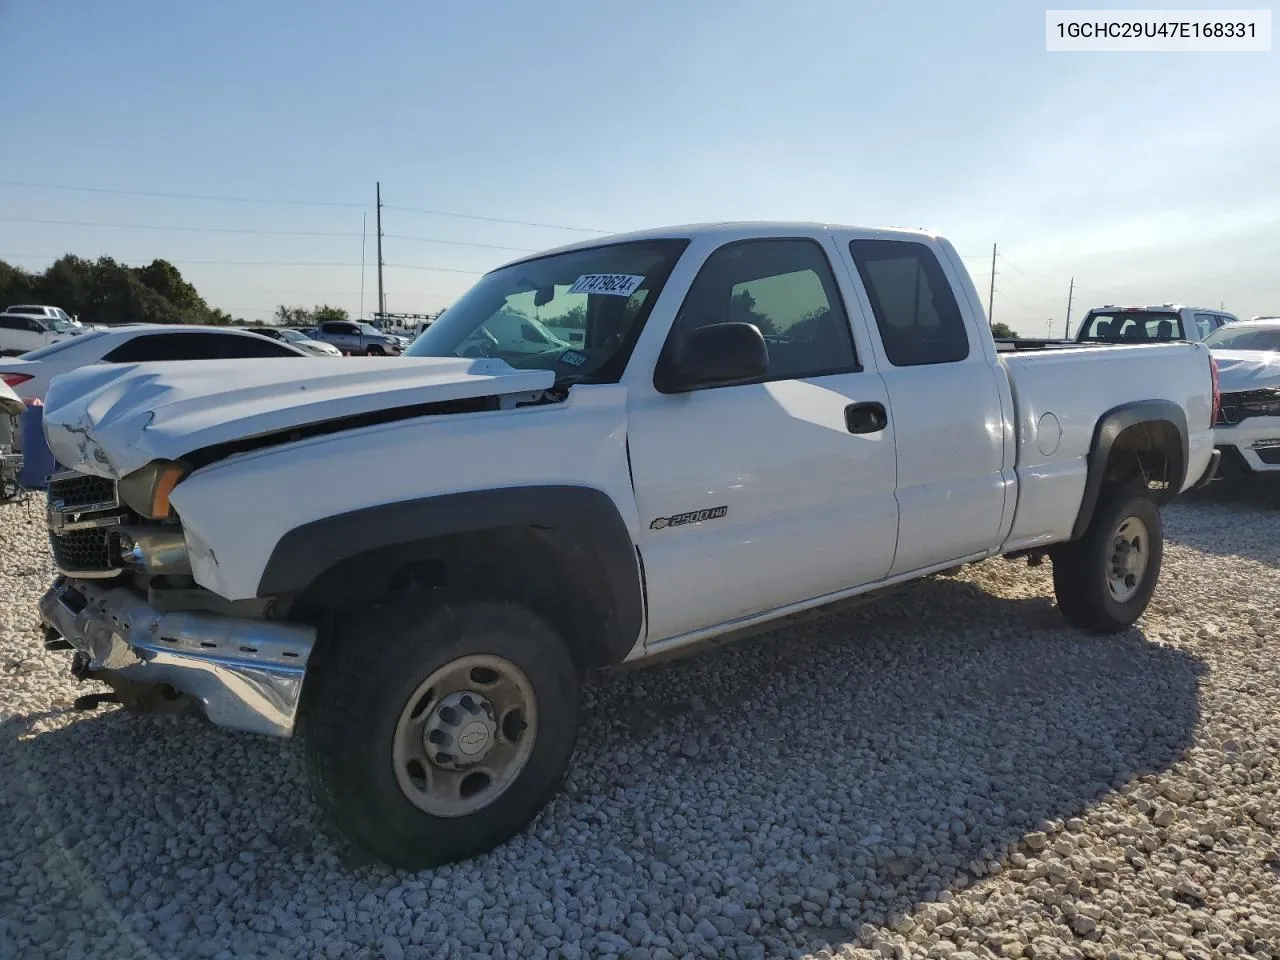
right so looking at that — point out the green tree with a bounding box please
[0,254,234,326]
[135,259,206,313]
[990,321,1019,338]
[727,289,780,337]
[274,305,311,326]
[555,304,587,330]
[0,261,36,308]
[313,304,349,324]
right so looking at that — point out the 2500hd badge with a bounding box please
[650,505,728,530]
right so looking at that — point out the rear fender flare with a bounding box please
[1070,400,1188,540]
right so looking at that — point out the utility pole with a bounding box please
[1064,276,1075,339]
[359,212,367,320]
[376,182,385,322]
[987,243,997,325]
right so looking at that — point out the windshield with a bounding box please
[357,322,382,336]
[406,239,689,382]
[1077,311,1183,343]
[1204,324,1280,352]
[273,328,307,342]
[50,319,78,333]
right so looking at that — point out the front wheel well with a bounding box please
[287,526,635,674]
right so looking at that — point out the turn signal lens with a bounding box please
[118,460,191,519]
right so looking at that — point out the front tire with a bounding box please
[303,597,580,869]
[1051,488,1163,633]
[366,344,385,356]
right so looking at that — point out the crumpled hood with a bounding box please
[1212,349,1280,392]
[42,356,554,479]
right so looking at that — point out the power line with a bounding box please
[995,287,1040,312]
[0,179,609,234]
[0,252,487,274]
[0,215,540,254]
[382,203,609,234]
[389,262,486,275]
[384,234,535,253]
[0,215,362,237]
[0,179,363,208]
[997,254,1050,286]
[995,271,1056,304]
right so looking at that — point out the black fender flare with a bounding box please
[1070,399,1188,540]
[257,485,644,664]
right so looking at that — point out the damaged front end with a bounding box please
[38,470,315,737]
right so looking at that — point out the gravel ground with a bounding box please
[1,481,1278,960]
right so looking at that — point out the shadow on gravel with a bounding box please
[1172,474,1280,566]
[1,574,1205,959]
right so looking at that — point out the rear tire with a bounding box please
[1051,488,1163,633]
[303,596,580,869]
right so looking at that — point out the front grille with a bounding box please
[51,527,114,572]
[1216,389,1280,426]
[48,472,118,511]
[47,471,127,576]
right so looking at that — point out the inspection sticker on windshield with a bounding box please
[559,350,587,367]
[568,273,645,297]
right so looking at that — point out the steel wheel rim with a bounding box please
[392,653,538,818]
[1107,515,1150,603]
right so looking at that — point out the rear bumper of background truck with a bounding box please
[38,577,315,737]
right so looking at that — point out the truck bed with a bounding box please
[997,340,1216,553]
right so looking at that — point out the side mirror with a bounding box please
[659,321,768,393]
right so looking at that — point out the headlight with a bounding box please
[118,459,191,519]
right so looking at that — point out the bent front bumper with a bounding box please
[38,577,315,737]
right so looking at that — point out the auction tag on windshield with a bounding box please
[568,274,645,297]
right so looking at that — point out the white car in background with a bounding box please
[1204,318,1280,474]
[0,324,310,402]
[246,326,343,356]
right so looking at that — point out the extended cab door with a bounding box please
[625,233,899,643]
[835,233,1013,576]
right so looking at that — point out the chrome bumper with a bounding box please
[38,578,315,737]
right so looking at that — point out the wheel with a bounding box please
[1050,488,1163,633]
[366,345,385,356]
[303,597,580,869]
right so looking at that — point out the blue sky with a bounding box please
[2,0,1277,332]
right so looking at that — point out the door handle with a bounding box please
[845,401,888,434]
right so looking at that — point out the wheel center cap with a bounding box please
[457,720,492,758]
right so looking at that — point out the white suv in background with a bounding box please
[0,311,77,356]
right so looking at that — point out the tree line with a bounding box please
[0,255,248,326]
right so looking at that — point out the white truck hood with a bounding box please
[1212,349,1280,392]
[42,356,555,479]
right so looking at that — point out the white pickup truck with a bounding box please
[35,222,1219,869]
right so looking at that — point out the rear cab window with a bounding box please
[1078,310,1183,343]
[848,239,969,366]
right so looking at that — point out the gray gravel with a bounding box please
[2,480,1279,960]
